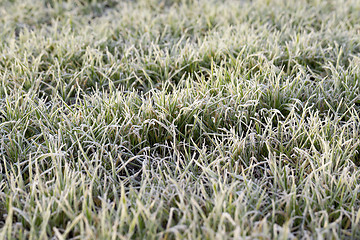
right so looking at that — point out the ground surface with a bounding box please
[0,0,360,239]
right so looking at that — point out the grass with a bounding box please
[0,0,360,239]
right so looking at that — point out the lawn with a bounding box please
[0,0,360,239]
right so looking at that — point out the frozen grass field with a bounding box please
[0,0,360,239]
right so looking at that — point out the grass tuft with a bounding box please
[1,0,360,239]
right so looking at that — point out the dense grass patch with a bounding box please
[1,0,360,239]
